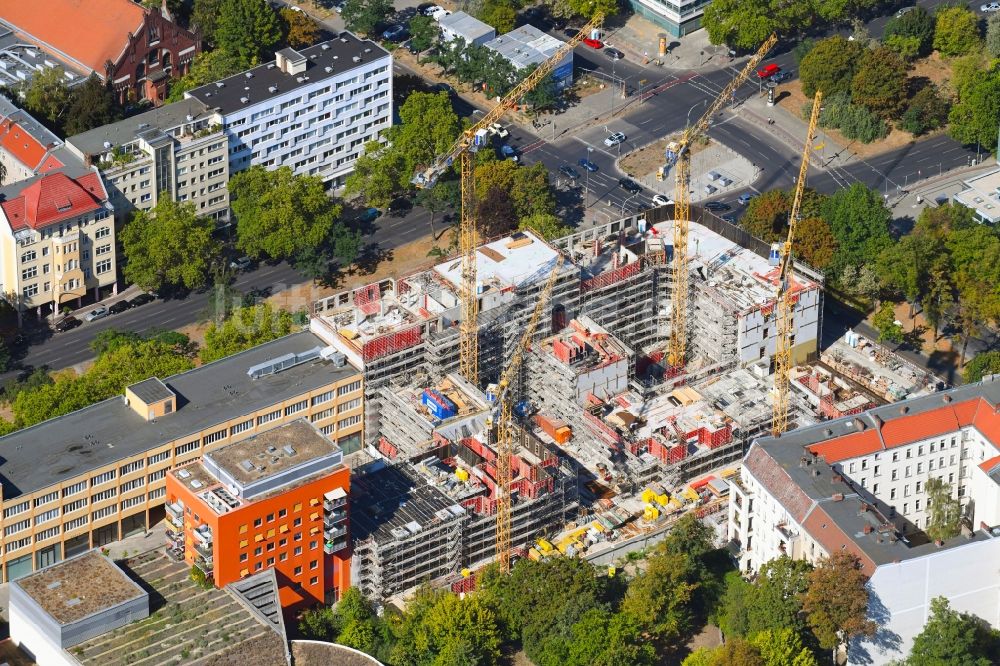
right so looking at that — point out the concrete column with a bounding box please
[93,286,99,301]
[113,282,118,296]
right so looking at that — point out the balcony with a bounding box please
[324,510,347,527]
[166,501,184,520]
[324,525,347,541]
[324,488,347,512]
[324,538,348,554]
[194,524,212,546]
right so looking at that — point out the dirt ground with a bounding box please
[909,51,953,91]
[619,136,710,179]
[865,302,957,359]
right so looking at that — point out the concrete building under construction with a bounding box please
[310,208,826,599]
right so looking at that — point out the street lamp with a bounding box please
[621,192,640,215]
[686,99,707,130]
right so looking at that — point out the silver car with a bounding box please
[84,306,109,322]
[604,131,626,147]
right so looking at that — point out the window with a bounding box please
[254,518,263,527]
[92,470,116,486]
[916,481,922,492]
[120,460,144,475]
[339,397,361,413]
[905,466,911,478]
[21,250,35,263]
[62,481,87,498]
[310,540,318,550]
[240,553,248,562]
[294,566,302,575]
[890,488,896,500]
[23,284,37,298]
[267,513,275,522]
[3,501,29,519]
[872,483,879,495]
[36,526,60,542]
[285,400,307,415]
[892,452,899,462]
[148,487,166,500]
[917,463,923,474]
[915,499,921,511]
[148,450,170,465]
[861,459,869,470]
[175,440,199,456]
[312,390,334,406]
[96,243,112,256]
[147,469,167,483]
[255,562,263,571]
[65,498,88,513]
[310,559,318,570]
[34,491,59,507]
[120,477,145,493]
[338,415,361,430]
[903,503,909,515]
[873,465,880,476]
[92,488,117,503]
[92,505,116,521]
[96,259,112,275]
[35,508,59,525]
[257,409,281,426]
[918,445,924,456]
[891,470,898,481]
[279,509,287,518]
[65,516,88,532]
[904,484,910,497]
[310,576,318,586]
[280,552,287,561]
[293,517,302,527]
[338,380,361,396]
[121,494,145,510]
[295,546,303,555]
[267,542,275,552]
[4,519,29,536]
[311,408,334,422]
[21,266,36,280]
[230,419,253,436]
[203,428,227,445]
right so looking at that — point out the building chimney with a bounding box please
[872,414,883,430]
[863,524,873,534]
[942,394,952,403]
[832,473,843,484]
[832,493,844,502]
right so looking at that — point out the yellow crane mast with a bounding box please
[413,14,603,386]
[772,90,822,436]
[665,34,777,371]
[491,257,563,573]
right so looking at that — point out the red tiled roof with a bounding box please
[0,0,146,74]
[0,120,48,171]
[36,154,65,173]
[744,444,815,523]
[879,403,962,448]
[1,172,105,231]
[801,505,878,575]
[972,401,1000,448]
[979,454,1000,476]
[807,429,882,464]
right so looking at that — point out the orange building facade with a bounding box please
[165,421,350,611]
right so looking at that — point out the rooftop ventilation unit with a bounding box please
[325,66,332,73]
[247,346,323,379]
[178,469,191,479]
[364,48,371,53]
[191,479,203,489]
[352,56,361,63]
[267,63,276,69]
[240,459,254,472]
[283,445,296,456]
[240,96,249,104]
[103,140,112,149]
[268,86,278,93]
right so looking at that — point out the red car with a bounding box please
[756,63,780,79]
[583,37,603,49]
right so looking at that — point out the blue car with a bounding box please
[360,207,380,222]
[382,25,408,41]
[578,158,598,172]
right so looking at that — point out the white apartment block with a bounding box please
[727,378,1000,664]
[66,98,230,225]
[0,169,115,316]
[186,35,393,188]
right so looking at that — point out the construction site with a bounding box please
[307,207,877,599]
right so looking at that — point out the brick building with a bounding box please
[0,0,200,105]
[166,420,350,611]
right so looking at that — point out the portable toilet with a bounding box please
[769,242,781,266]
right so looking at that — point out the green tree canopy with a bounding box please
[988,13,1000,58]
[477,0,517,33]
[946,224,1000,364]
[749,628,819,666]
[933,6,982,57]
[280,7,319,48]
[851,46,909,120]
[167,49,244,102]
[925,477,962,543]
[948,64,1000,149]
[64,75,122,136]
[216,0,284,67]
[802,551,876,651]
[201,303,295,363]
[520,212,571,240]
[408,15,438,56]
[192,0,223,43]
[883,6,935,56]
[20,65,71,133]
[799,36,864,98]
[873,302,904,344]
[907,597,999,665]
[795,217,837,270]
[341,0,393,36]
[820,182,892,276]
[899,84,950,135]
[562,0,618,21]
[120,197,221,293]
[965,351,1000,383]
[701,0,782,50]
[229,165,346,261]
[741,189,789,242]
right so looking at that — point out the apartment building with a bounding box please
[166,420,350,611]
[727,378,1000,664]
[185,36,393,187]
[0,332,363,583]
[66,99,230,225]
[0,97,76,184]
[626,0,712,37]
[0,167,115,317]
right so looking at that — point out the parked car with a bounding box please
[604,48,624,60]
[619,178,641,194]
[896,6,916,15]
[722,214,737,223]
[488,123,509,139]
[756,63,780,79]
[84,306,108,322]
[382,24,409,41]
[360,207,381,222]
[431,8,451,20]
[423,4,444,15]
[583,38,603,49]
[55,315,81,332]
[652,194,673,206]
[128,293,156,308]
[704,201,731,211]
[737,193,754,206]
[109,301,131,315]
[559,165,581,180]
[578,158,598,172]
[772,71,793,84]
[604,131,626,146]
[982,2,1000,11]
[500,144,519,162]
[388,197,412,214]
[230,256,253,271]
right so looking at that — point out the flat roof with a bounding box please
[433,230,560,292]
[205,419,339,486]
[15,551,145,626]
[128,377,174,404]
[439,11,495,40]
[351,463,464,544]
[485,24,566,69]
[0,331,359,499]
[66,97,215,156]
[954,168,1000,223]
[186,34,389,115]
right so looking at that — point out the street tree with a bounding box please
[802,551,877,654]
[749,628,819,666]
[799,36,864,98]
[925,477,962,543]
[701,0,782,50]
[563,0,618,21]
[216,0,284,67]
[876,233,935,315]
[341,0,393,36]
[933,7,982,57]
[20,65,71,132]
[280,7,319,48]
[873,302,904,344]
[946,225,1000,365]
[621,548,699,641]
[520,213,571,240]
[795,217,837,270]
[523,70,559,113]
[201,303,295,363]
[167,49,244,102]
[884,34,922,61]
[120,197,221,293]
[907,597,998,665]
[883,6,935,56]
[344,141,408,208]
[476,185,517,238]
[899,84,950,135]
[393,91,462,179]
[477,0,516,33]
[820,182,892,276]
[965,351,1000,383]
[64,75,122,136]
[741,189,789,242]
[988,13,1000,58]
[948,65,1000,149]
[229,165,345,262]
[415,184,453,240]
[192,0,223,44]
[851,46,908,119]
[408,15,437,59]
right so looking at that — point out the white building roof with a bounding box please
[485,24,566,70]
[953,168,1000,224]
[433,230,560,293]
[439,11,495,42]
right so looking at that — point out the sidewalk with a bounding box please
[54,282,143,322]
[601,15,735,72]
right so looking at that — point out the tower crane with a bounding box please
[664,34,777,371]
[488,256,563,574]
[413,14,603,386]
[772,90,822,436]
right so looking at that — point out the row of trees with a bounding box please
[702,0,884,50]
[120,165,361,294]
[169,0,319,101]
[300,514,724,665]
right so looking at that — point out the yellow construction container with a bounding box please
[537,539,554,555]
[721,467,738,479]
[641,488,656,504]
[655,493,669,507]
[590,521,605,532]
[455,468,470,482]
[607,565,616,578]
[528,547,542,561]
[461,568,471,578]
[668,497,684,511]
[643,504,660,521]
[682,487,700,502]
